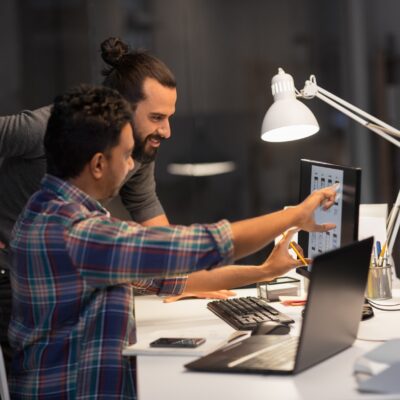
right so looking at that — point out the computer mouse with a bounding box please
[251,321,291,336]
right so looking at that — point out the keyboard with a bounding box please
[237,336,299,370]
[207,296,295,330]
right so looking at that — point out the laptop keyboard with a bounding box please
[207,296,295,330]
[235,336,299,370]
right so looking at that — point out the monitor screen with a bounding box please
[298,159,361,260]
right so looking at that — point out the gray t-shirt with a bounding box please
[0,106,164,269]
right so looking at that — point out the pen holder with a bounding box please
[365,263,392,300]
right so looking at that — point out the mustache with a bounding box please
[131,131,166,163]
[145,133,166,143]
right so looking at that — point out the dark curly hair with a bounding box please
[44,84,133,179]
[100,37,176,108]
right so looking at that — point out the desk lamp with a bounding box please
[261,67,400,258]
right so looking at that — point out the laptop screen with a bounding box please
[294,237,373,373]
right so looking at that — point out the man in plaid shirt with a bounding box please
[9,85,336,399]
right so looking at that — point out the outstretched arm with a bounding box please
[184,229,307,292]
[231,186,337,260]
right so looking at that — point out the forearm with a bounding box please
[184,265,273,292]
[186,227,308,292]
[231,207,300,260]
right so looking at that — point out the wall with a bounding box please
[0,0,399,265]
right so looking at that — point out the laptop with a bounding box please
[185,237,373,375]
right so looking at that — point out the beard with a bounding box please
[132,130,165,164]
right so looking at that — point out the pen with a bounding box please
[372,246,378,267]
[376,241,382,261]
[289,241,308,266]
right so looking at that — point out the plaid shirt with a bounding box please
[9,174,234,399]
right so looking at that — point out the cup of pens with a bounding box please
[365,241,392,300]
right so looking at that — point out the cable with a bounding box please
[366,298,400,311]
[356,300,400,341]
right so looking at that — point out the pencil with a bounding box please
[378,242,387,260]
[289,241,308,266]
[281,231,308,266]
[378,242,387,267]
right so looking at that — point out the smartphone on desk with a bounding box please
[149,337,206,348]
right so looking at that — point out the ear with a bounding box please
[89,152,107,180]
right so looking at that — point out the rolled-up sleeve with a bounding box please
[131,275,188,296]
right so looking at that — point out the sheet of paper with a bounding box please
[122,328,250,357]
[358,204,388,243]
[355,339,400,393]
[358,362,400,393]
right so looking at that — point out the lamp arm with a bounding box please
[316,91,400,148]
[388,202,400,256]
[363,123,400,148]
[300,76,400,148]
[317,85,400,138]
[387,189,400,255]
[315,91,371,127]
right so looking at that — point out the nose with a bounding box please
[159,120,171,139]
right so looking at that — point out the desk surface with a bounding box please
[130,287,400,400]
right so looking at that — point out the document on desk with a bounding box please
[355,339,400,394]
[122,328,250,357]
[358,204,387,243]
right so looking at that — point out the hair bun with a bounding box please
[100,37,129,67]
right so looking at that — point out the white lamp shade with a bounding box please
[261,68,319,142]
[261,98,320,142]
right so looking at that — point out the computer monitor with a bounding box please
[298,159,361,261]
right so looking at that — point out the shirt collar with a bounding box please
[41,174,109,215]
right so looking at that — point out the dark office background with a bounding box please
[1,0,399,266]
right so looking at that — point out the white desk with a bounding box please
[126,288,400,400]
